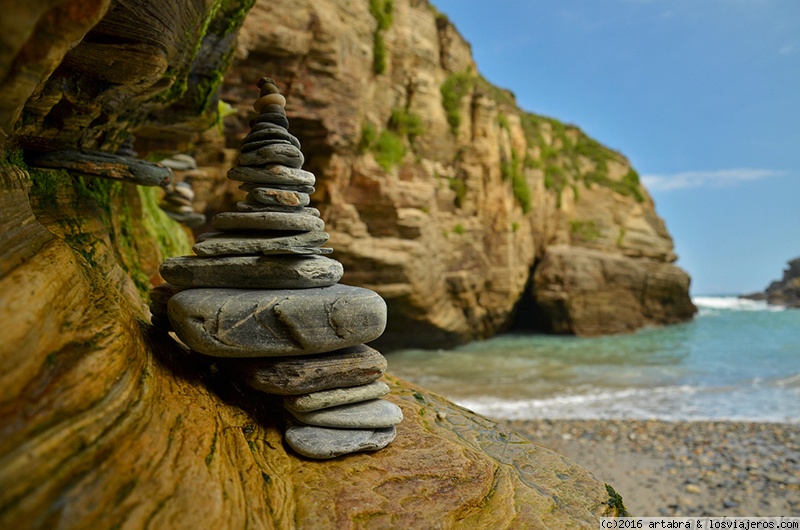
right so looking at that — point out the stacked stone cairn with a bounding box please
[157,154,206,227]
[151,77,402,459]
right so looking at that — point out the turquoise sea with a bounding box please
[387,297,800,423]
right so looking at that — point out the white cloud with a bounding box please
[641,169,785,191]
[779,43,795,55]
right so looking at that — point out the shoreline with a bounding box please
[496,418,800,517]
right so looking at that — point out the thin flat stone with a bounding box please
[162,194,192,207]
[227,165,315,187]
[251,112,289,130]
[237,144,304,168]
[243,344,387,394]
[241,125,300,149]
[213,211,322,232]
[240,138,295,153]
[192,231,329,256]
[163,211,206,228]
[285,424,396,460]
[160,155,197,170]
[284,381,390,412]
[240,181,315,195]
[167,286,387,357]
[245,188,310,207]
[272,247,333,255]
[29,149,172,187]
[288,399,403,429]
[159,255,343,289]
[235,202,320,217]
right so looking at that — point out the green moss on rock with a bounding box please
[440,70,475,135]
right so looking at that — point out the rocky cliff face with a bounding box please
[742,257,800,308]
[1,0,623,526]
[195,0,696,350]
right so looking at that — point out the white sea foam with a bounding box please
[455,383,800,423]
[692,296,784,314]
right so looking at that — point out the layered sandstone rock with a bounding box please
[196,0,696,348]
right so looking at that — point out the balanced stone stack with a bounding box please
[158,154,206,227]
[152,77,402,459]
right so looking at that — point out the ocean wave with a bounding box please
[692,296,785,313]
[455,384,800,423]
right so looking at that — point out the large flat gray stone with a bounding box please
[192,231,330,256]
[245,187,310,207]
[288,399,403,429]
[159,255,343,289]
[285,424,397,460]
[283,380,390,412]
[240,124,300,149]
[167,286,387,357]
[235,202,320,217]
[227,165,315,187]
[237,144,304,168]
[243,344,387,394]
[212,211,323,232]
[239,181,315,194]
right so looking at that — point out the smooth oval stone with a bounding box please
[283,381,390,413]
[288,399,403,429]
[257,76,277,89]
[245,187,310,208]
[285,424,396,460]
[259,83,280,96]
[167,286,387,357]
[241,125,300,149]
[192,231,329,256]
[159,255,343,289]
[160,155,197,170]
[237,144,304,168]
[254,93,286,112]
[257,104,286,115]
[243,344,387,395]
[227,165,315,187]
[236,202,320,217]
[251,112,289,130]
[212,211,323,232]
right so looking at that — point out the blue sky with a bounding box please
[432,0,800,295]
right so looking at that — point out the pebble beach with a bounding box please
[500,419,800,517]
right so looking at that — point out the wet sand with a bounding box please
[499,419,800,516]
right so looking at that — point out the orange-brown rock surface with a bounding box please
[185,0,696,350]
[1,0,625,527]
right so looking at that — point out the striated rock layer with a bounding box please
[189,0,696,348]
